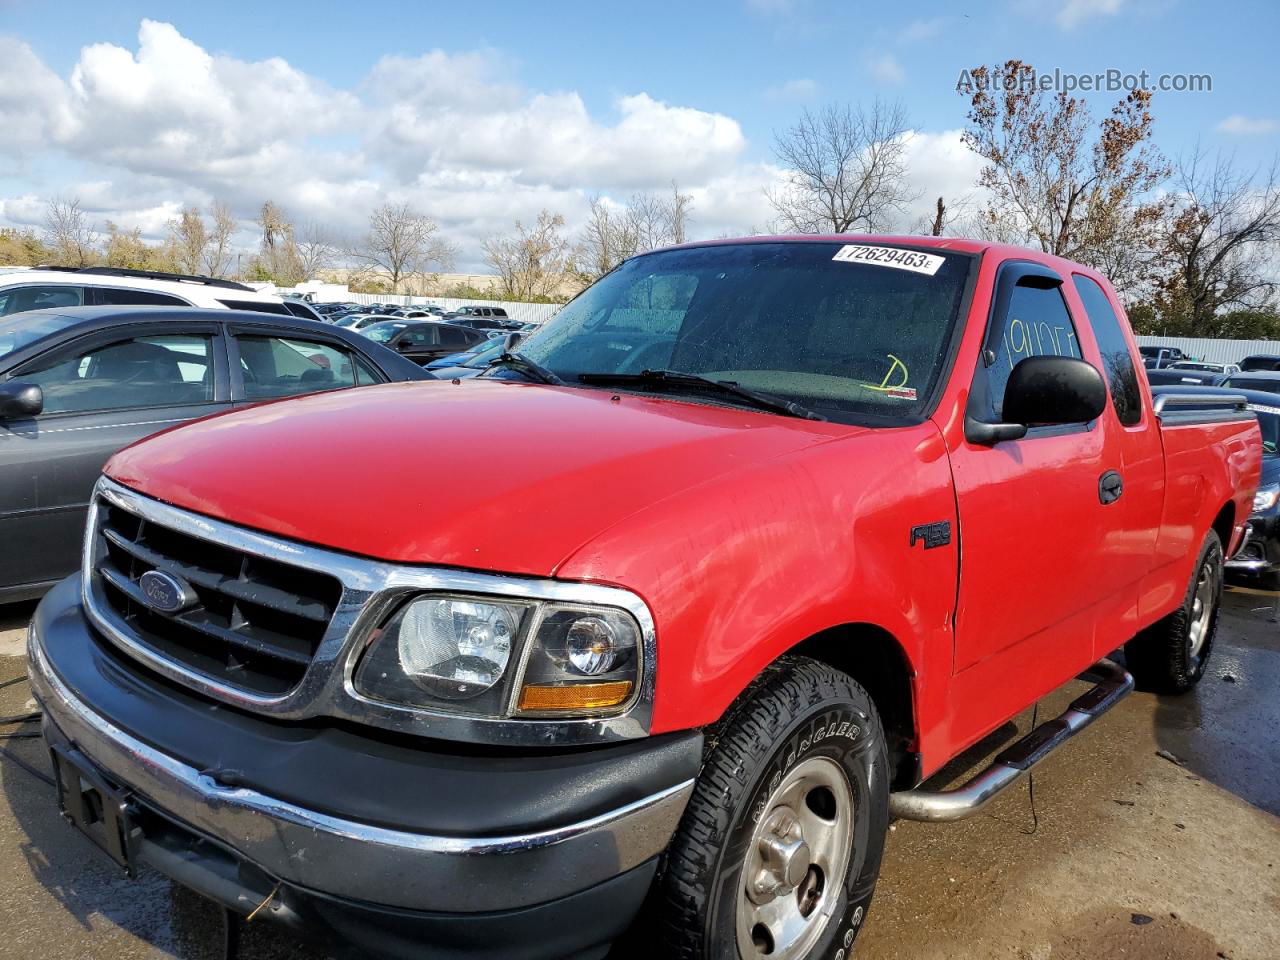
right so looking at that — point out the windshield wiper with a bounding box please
[486,352,563,385]
[577,369,825,421]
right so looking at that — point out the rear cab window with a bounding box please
[1072,274,1142,426]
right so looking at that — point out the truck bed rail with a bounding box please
[1151,391,1252,426]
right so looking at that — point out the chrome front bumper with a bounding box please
[28,614,693,914]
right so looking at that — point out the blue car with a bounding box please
[424,332,507,371]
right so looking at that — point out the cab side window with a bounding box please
[19,335,214,414]
[985,284,1081,419]
[1073,274,1142,426]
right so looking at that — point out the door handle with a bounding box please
[1099,470,1123,505]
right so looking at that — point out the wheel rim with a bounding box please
[737,756,854,959]
[1187,553,1220,659]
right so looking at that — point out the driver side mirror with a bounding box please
[0,382,43,420]
[397,340,416,352]
[965,356,1107,445]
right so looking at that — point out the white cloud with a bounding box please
[897,129,987,229]
[1217,114,1279,135]
[866,53,906,86]
[899,17,949,42]
[765,78,819,102]
[0,19,986,270]
[1055,0,1125,29]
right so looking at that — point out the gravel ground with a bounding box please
[0,588,1275,959]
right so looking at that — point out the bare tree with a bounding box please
[1151,150,1280,334]
[960,60,1169,295]
[42,197,100,267]
[255,201,301,283]
[168,207,208,275]
[911,194,978,237]
[202,201,236,278]
[581,196,637,279]
[103,221,177,271]
[767,101,916,234]
[295,222,337,281]
[483,210,575,301]
[351,202,454,292]
[579,183,694,280]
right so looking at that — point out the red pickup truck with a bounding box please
[29,236,1259,960]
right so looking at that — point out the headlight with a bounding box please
[1253,483,1280,514]
[516,606,640,716]
[352,595,643,718]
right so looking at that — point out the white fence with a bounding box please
[1134,335,1280,365]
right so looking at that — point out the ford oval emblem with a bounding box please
[138,570,195,614]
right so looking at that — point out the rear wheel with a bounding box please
[1126,530,1223,693]
[659,657,889,960]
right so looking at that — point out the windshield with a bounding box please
[519,241,972,422]
[1247,403,1280,456]
[364,322,408,342]
[0,310,86,362]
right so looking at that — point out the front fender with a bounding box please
[556,422,959,763]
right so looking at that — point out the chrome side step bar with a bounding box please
[889,659,1134,823]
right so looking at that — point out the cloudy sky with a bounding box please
[1,0,1277,271]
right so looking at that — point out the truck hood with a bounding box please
[105,379,852,577]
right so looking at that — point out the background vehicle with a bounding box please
[1138,344,1187,369]
[1238,354,1280,372]
[361,319,488,364]
[314,301,362,318]
[446,305,519,330]
[0,306,430,602]
[280,299,326,322]
[1222,371,1280,395]
[423,332,509,372]
[333,313,391,331]
[1146,367,1226,387]
[1169,360,1238,376]
[426,338,516,378]
[29,237,1259,960]
[0,267,291,317]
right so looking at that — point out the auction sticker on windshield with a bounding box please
[832,245,945,276]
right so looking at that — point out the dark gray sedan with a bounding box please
[0,306,432,603]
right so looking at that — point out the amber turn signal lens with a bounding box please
[518,680,633,712]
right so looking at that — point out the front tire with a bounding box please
[1126,529,1223,693]
[659,657,889,960]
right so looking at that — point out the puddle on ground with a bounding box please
[1039,906,1228,959]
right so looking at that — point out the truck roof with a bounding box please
[656,233,1114,284]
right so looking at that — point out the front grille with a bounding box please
[92,497,342,696]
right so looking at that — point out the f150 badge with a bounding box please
[909,521,951,549]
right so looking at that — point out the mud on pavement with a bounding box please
[0,590,1276,959]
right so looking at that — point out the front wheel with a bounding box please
[659,657,889,960]
[1126,529,1223,693]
